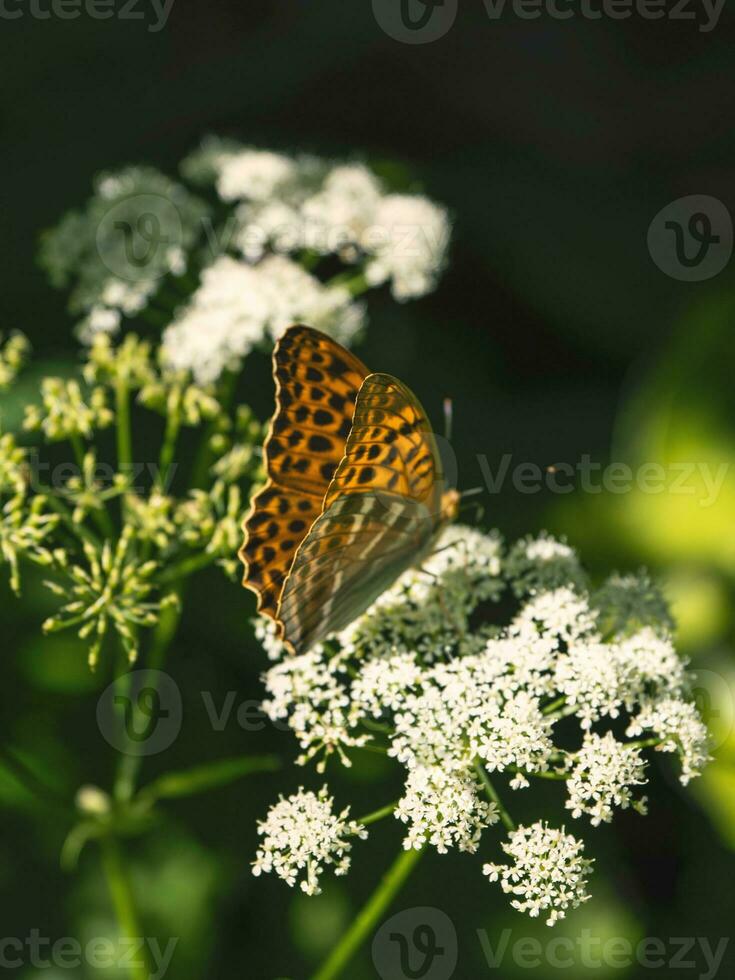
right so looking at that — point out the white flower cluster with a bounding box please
[162,255,365,383]
[216,150,296,203]
[252,786,366,895]
[39,164,207,330]
[207,148,450,301]
[554,626,695,735]
[566,732,648,826]
[505,532,586,597]
[396,765,499,854]
[78,279,158,343]
[483,822,594,926]
[43,143,451,377]
[262,649,369,770]
[254,526,710,923]
[627,697,710,786]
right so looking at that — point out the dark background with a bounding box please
[2,2,735,978]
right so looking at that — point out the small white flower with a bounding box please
[364,195,450,300]
[525,537,575,562]
[252,786,366,895]
[506,533,586,597]
[566,732,648,826]
[351,652,424,718]
[216,149,296,202]
[513,587,598,647]
[483,822,593,926]
[254,616,288,662]
[85,306,121,338]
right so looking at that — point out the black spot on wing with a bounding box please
[308,435,333,453]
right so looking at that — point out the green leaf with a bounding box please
[139,754,280,803]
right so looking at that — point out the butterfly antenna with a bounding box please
[443,397,453,442]
[460,486,483,498]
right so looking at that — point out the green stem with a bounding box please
[100,837,150,980]
[113,536,218,803]
[311,846,424,980]
[543,696,567,716]
[68,435,115,539]
[157,409,182,492]
[190,370,237,489]
[352,743,389,756]
[325,269,370,298]
[356,802,397,827]
[113,597,182,804]
[474,761,516,832]
[626,737,663,750]
[509,765,567,782]
[157,551,217,585]
[115,379,133,517]
[44,494,101,549]
[69,433,87,471]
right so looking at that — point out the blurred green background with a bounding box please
[2,2,735,977]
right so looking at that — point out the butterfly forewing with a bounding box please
[265,326,369,495]
[240,326,369,620]
[276,373,445,653]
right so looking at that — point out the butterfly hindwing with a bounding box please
[276,492,436,654]
[276,373,444,653]
[240,326,369,620]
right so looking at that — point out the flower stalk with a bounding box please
[99,836,150,980]
[310,845,424,980]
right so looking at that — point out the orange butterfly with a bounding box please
[240,325,459,654]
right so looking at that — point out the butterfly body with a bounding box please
[240,326,457,654]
